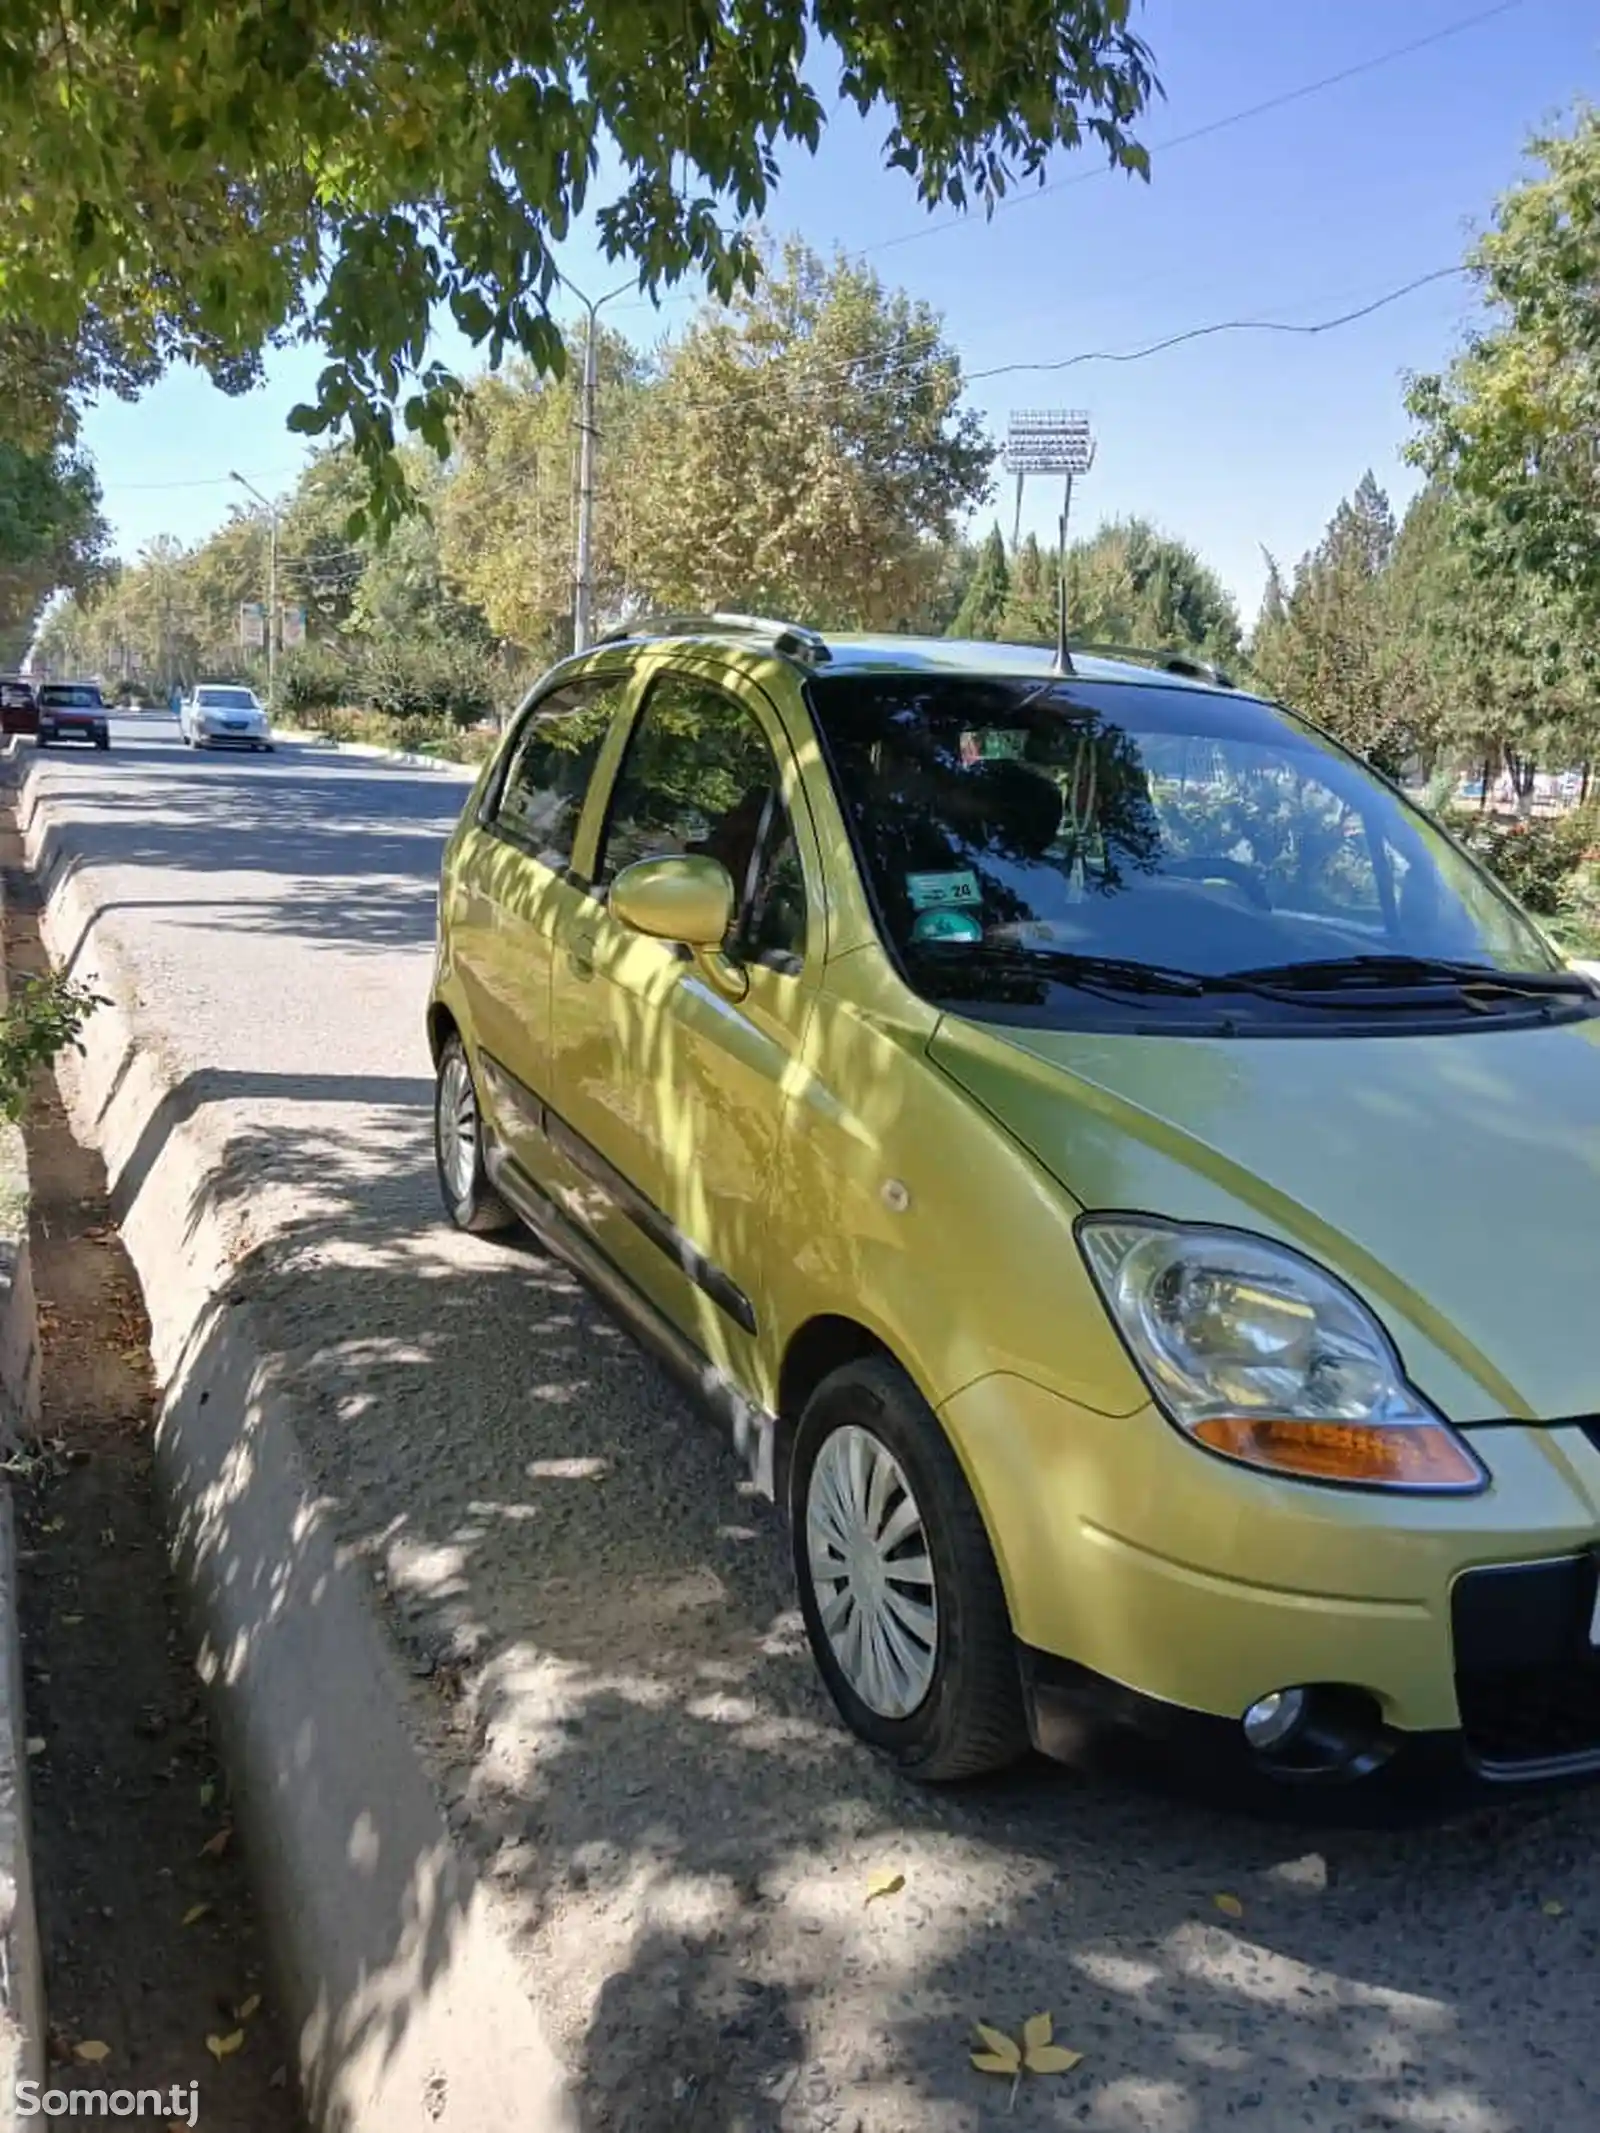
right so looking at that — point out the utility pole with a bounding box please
[230,471,279,710]
[565,274,639,652]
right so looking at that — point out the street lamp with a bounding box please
[1002,411,1097,672]
[561,273,640,652]
[229,471,279,712]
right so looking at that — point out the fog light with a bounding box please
[1242,1687,1308,1751]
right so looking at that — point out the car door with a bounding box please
[545,662,823,1389]
[444,668,634,1168]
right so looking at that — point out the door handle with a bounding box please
[567,928,597,979]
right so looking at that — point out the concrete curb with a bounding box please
[0,869,46,2125]
[269,727,480,780]
[21,771,574,2132]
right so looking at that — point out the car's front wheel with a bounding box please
[433,1035,515,1235]
[791,1357,1029,1781]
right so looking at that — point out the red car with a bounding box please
[0,678,38,737]
[37,680,110,750]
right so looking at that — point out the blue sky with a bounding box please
[79,0,1599,628]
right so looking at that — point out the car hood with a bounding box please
[929,1008,1600,1422]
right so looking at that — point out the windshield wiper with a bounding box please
[910,944,1211,996]
[1229,953,1595,999]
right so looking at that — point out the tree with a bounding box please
[1066,517,1242,662]
[0,441,107,665]
[629,243,993,627]
[1251,474,1411,770]
[438,337,648,661]
[999,533,1053,643]
[952,526,1011,639]
[1408,109,1600,641]
[0,4,1157,522]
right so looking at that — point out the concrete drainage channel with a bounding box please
[6,766,574,2132]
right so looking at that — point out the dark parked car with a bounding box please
[37,681,110,750]
[0,678,38,737]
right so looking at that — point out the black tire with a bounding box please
[94,735,109,751]
[790,1356,1028,1781]
[433,1034,515,1235]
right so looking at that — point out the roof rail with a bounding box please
[1067,641,1237,690]
[594,611,831,664]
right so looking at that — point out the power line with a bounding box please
[962,266,1471,387]
[867,0,1530,256]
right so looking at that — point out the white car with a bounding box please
[180,683,274,752]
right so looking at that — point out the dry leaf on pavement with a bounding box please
[205,2030,244,2063]
[181,1903,210,1928]
[235,1994,261,2021]
[199,1828,232,1859]
[1213,1892,1244,1919]
[73,2041,110,2064]
[970,2022,1022,2076]
[864,1869,905,1904]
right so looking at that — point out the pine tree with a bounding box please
[951,524,1010,639]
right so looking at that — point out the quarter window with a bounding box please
[597,674,807,969]
[492,674,627,871]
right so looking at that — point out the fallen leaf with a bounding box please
[1027,2044,1084,2074]
[199,1780,216,1809]
[1542,1899,1565,1917]
[205,2029,244,2063]
[61,1614,83,1627]
[181,1903,210,1928]
[1022,2013,1053,2053]
[199,1827,232,1859]
[25,1737,45,1756]
[42,1518,64,1535]
[118,1347,145,1366]
[1213,1892,1244,1919]
[864,1869,905,1904]
[235,1994,261,2022]
[73,2040,110,2064]
[970,2022,1021,2076]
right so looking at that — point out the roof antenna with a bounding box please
[1053,471,1077,675]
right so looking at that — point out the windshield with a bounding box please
[807,675,1559,1007]
[197,688,258,710]
[40,685,101,709]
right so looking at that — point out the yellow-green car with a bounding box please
[429,616,1600,1804]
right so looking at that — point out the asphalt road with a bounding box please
[23,709,1600,2133]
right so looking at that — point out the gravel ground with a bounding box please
[23,710,1600,2133]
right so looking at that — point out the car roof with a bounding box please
[574,619,1252,699]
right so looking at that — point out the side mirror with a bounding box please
[609,853,747,998]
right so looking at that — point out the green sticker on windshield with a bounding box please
[906,869,980,913]
[911,907,983,944]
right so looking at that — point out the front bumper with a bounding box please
[196,724,269,746]
[939,1373,1600,1806]
[38,717,107,742]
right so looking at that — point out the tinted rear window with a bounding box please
[40,685,102,709]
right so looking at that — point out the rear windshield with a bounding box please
[806,673,1557,1001]
[196,687,258,710]
[40,685,102,709]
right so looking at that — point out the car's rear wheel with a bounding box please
[791,1356,1028,1781]
[434,1035,515,1235]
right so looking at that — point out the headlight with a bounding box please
[1077,1218,1485,1492]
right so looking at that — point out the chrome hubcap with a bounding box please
[806,1424,938,1719]
[438,1052,478,1201]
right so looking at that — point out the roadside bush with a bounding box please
[279,643,358,717]
[359,632,493,728]
[0,973,108,1122]
[1451,808,1599,914]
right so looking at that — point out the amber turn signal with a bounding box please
[1191,1415,1485,1490]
